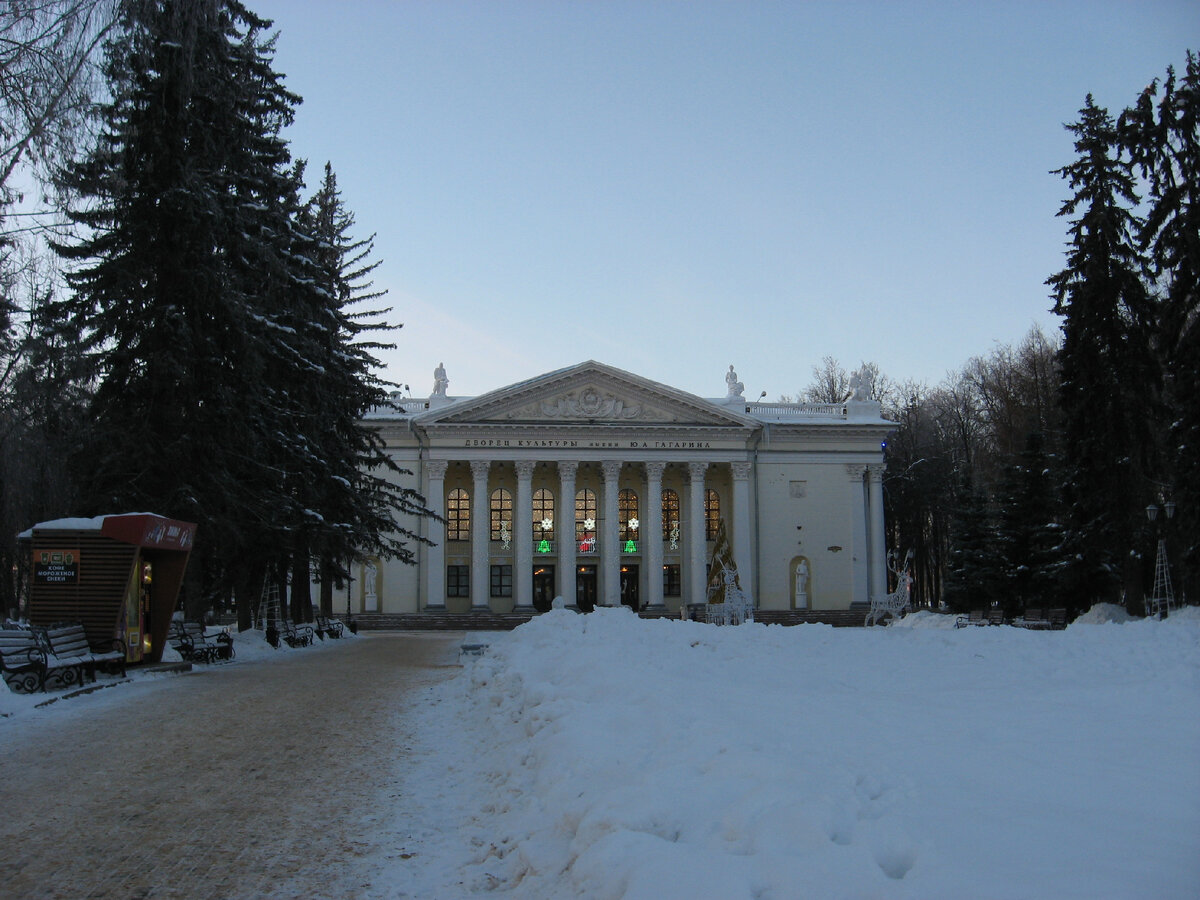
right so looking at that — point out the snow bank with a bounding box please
[397,607,1200,899]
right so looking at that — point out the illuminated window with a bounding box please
[705,489,721,541]
[447,565,469,598]
[490,488,512,541]
[619,489,639,542]
[533,488,555,541]
[661,489,680,541]
[447,488,469,541]
[575,488,597,538]
[490,564,512,598]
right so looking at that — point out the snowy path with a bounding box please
[0,632,463,900]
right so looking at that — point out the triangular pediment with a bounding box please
[415,361,757,429]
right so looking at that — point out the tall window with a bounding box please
[533,488,555,541]
[661,489,680,543]
[490,488,512,541]
[575,489,597,539]
[619,489,639,542]
[705,489,721,540]
[663,564,681,597]
[447,565,469,598]
[490,564,512,598]
[447,488,469,541]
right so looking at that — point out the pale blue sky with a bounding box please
[252,0,1197,400]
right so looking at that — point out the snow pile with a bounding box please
[397,607,1200,899]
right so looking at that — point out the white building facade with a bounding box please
[359,361,893,615]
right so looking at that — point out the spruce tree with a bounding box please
[995,432,1064,617]
[1047,96,1160,613]
[1121,52,1200,601]
[284,161,432,618]
[49,0,314,617]
[941,476,1000,614]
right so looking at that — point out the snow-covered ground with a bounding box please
[4,607,1197,899]
[390,605,1200,899]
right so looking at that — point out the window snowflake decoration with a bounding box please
[628,517,639,532]
[540,518,553,532]
[583,517,596,531]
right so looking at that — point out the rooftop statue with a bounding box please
[725,364,744,400]
[432,362,449,397]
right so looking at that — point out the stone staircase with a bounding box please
[351,605,870,631]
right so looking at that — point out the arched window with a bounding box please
[619,489,639,542]
[533,488,555,541]
[661,489,680,543]
[490,488,513,541]
[705,489,721,541]
[447,488,469,541]
[575,488,597,551]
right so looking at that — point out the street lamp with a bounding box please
[1145,500,1176,619]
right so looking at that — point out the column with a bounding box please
[601,460,622,606]
[846,464,869,605]
[514,460,535,610]
[558,460,579,608]
[731,461,753,603]
[868,464,887,602]
[424,459,448,609]
[687,461,708,606]
[470,460,491,610]
[644,461,666,609]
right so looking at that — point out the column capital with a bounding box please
[470,459,491,480]
[426,459,449,479]
[644,460,666,481]
[514,459,536,479]
[866,463,886,484]
[844,463,868,481]
[601,460,623,481]
[687,461,709,481]
[730,461,752,480]
[557,460,580,480]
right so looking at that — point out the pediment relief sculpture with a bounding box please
[539,387,643,420]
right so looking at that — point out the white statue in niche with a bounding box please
[795,559,809,608]
[364,560,378,611]
[432,362,448,397]
[725,365,744,399]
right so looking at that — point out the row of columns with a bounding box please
[422,458,754,611]
[422,458,886,611]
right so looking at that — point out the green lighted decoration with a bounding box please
[624,539,637,553]
[537,539,552,554]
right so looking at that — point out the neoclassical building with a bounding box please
[360,360,893,615]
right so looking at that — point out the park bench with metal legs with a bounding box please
[38,622,127,681]
[314,614,344,639]
[1013,608,1068,630]
[170,621,233,663]
[0,627,87,693]
[955,609,988,628]
[280,620,314,648]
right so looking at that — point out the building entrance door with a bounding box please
[576,565,597,612]
[620,565,640,610]
[532,566,555,613]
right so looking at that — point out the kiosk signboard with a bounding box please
[34,548,79,584]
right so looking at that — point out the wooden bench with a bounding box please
[170,621,233,663]
[955,609,988,628]
[0,628,86,693]
[39,622,126,681]
[280,620,314,648]
[314,614,344,639]
[1014,608,1067,630]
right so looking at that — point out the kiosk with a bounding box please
[20,513,196,664]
